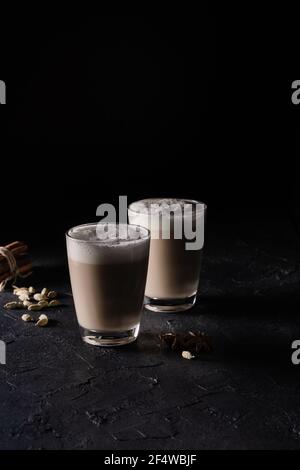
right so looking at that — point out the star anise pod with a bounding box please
[159,331,213,353]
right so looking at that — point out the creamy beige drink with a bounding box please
[66,223,150,346]
[128,199,206,312]
[145,239,203,300]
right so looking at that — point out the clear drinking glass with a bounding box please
[128,199,206,312]
[66,223,150,346]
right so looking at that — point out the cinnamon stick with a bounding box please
[0,262,32,284]
[0,242,28,263]
[2,241,24,251]
[0,254,30,276]
[0,241,31,287]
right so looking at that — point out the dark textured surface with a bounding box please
[1,218,300,450]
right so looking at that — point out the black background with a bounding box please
[0,13,299,244]
[1,13,300,454]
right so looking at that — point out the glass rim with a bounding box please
[66,222,151,244]
[128,198,207,214]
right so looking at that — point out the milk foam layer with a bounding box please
[129,198,204,214]
[67,223,150,265]
[128,199,206,249]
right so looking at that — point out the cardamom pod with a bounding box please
[4,301,24,309]
[35,314,48,327]
[14,288,28,295]
[18,293,30,301]
[182,351,195,360]
[33,293,46,302]
[28,304,43,311]
[21,313,33,322]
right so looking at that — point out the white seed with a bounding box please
[21,313,33,322]
[41,288,49,297]
[33,293,45,302]
[182,351,195,360]
[28,303,43,311]
[38,300,49,308]
[4,301,24,310]
[23,300,33,307]
[28,286,36,294]
[35,314,48,327]
[18,293,30,301]
[47,291,57,299]
[49,300,61,307]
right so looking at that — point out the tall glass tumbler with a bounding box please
[128,199,206,312]
[66,223,150,346]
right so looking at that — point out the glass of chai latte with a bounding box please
[66,223,150,346]
[128,198,206,313]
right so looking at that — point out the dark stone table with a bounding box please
[1,217,300,450]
